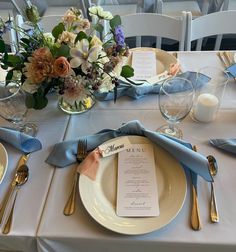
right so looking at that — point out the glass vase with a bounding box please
[58,96,95,114]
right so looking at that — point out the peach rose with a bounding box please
[24,47,54,84]
[53,57,71,77]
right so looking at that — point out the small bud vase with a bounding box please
[58,96,95,114]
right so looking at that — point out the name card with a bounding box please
[116,144,160,217]
[132,51,157,80]
[99,137,132,157]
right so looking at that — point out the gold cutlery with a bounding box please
[63,139,87,216]
[190,145,201,231]
[217,52,228,68]
[0,153,30,225]
[223,51,232,66]
[207,155,219,223]
[2,164,29,234]
[217,52,236,81]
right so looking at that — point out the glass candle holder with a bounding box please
[191,66,229,123]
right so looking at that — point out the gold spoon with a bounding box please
[2,165,29,234]
[207,155,219,223]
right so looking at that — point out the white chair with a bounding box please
[185,10,236,51]
[96,0,141,46]
[0,1,18,53]
[121,12,187,50]
[155,0,209,19]
[155,0,210,50]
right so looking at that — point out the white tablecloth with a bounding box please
[36,51,236,252]
[0,97,70,252]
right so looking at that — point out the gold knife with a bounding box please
[190,145,201,231]
[0,153,30,225]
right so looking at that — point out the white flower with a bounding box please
[57,31,76,46]
[89,6,113,20]
[43,32,54,46]
[99,73,114,92]
[70,39,102,73]
[62,76,90,105]
[22,79,39,94]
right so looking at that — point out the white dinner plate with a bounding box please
[0,142,8,184]
[79,136,187,235]
[120,47,177,84]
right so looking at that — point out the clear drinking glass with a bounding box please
[157,77,195,139]
[0,81,37,136]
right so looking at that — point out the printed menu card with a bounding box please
[116,144,159,217]
[132,51,157,80]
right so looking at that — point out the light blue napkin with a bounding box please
[0,127,42,153]
[46,120,212,182]
[210,138,236,155]
[95,71,208,101]
[226,64,236,78]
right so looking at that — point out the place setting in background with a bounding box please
[0,126,42,234]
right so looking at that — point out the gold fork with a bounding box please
[63,139,87,216]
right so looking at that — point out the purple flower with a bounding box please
[115,25,125,47]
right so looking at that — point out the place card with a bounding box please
[132,51,157,80]
[99,136,132,157]
[116,144,159,217]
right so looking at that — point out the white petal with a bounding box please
[70,48,82,57]
[70,57,83,68]
[81,39,89,53]
[88,46,101,62]
[81,62,91,74]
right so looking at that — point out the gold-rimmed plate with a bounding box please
[0,142,8,184]
[79,136,186,235]
[120,48,177,84]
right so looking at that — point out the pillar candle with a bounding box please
[194,93,219,122]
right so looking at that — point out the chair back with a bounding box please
[121,12,187,50]
[186,10,236,50]
[39,15,64,33]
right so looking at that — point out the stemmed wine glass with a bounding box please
[0,81,37,136]
[157,77,195,139]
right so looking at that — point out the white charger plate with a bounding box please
[0,142,8,184]
[120,47,177,84]
[79,136,186,235]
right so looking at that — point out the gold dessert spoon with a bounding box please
[207,155,219,223]
[2,164,29,234]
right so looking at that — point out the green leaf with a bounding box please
[120,65,134,78]
[93,23,104,33]
[109,15,121,30]
[54,44,70,57]
[25,94,35,108]
[1,64,8,70]
[7,55,22,66]
[25,91,48,110]
[6,70,13,82]
[0,39,6,53]
[20,38,31,46]
[75,31,88,44]
[52,22,65,40]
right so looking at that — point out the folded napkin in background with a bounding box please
[95,71,208,101]
[226,64,236,78]
[46,120,212,182]
[0,127,42,153]
[210,138,236,154]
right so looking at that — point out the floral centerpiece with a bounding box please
[0,4,133,113]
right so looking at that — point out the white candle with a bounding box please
[194,93,219,122]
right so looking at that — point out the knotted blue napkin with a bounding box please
[0,127,42,153]
[95,71,208,101]
[46,120,212,182]
[210,138,236,155]
[226,64,236,78]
